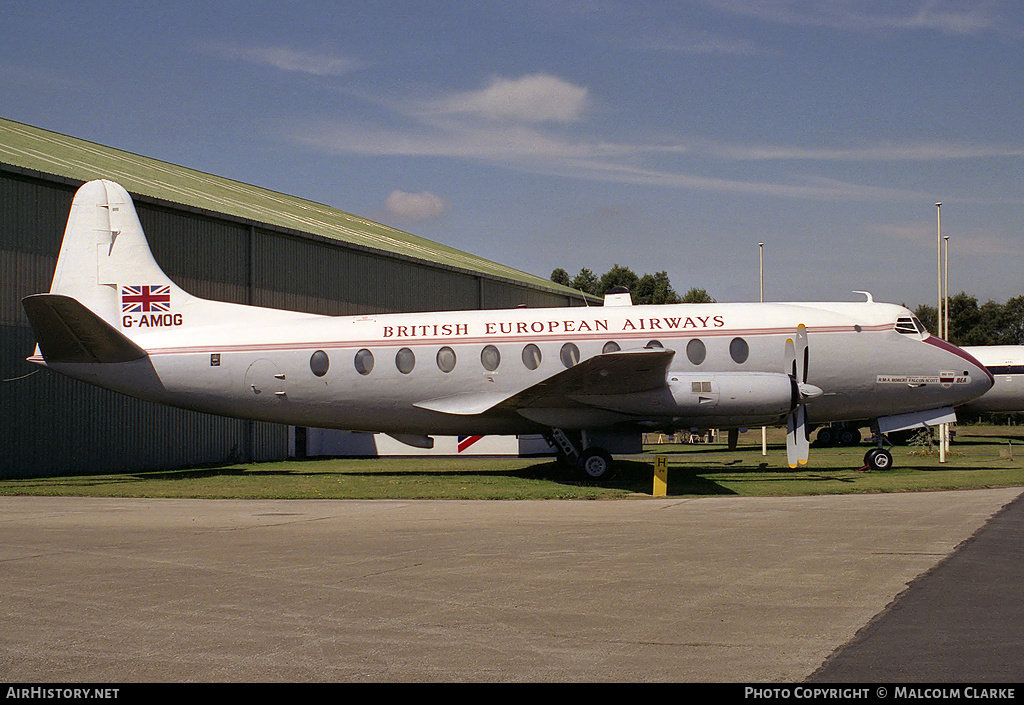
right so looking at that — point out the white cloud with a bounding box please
[384,190,451,222]
[288,69,1022,204]
[202,41,366,76]
[686,139,1024,162]
[701,0,1021,38]
[424,73,589,123]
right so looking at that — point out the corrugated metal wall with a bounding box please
[1,168,575,478]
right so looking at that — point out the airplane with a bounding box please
[959,346,1024,413]
[21,179,994,478]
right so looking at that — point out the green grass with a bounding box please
[2,424,1022,500]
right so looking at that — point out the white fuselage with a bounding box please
[36,298,994,436]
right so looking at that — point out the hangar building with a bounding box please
[0,118,592,478]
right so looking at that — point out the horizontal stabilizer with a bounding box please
[22,294,148,364]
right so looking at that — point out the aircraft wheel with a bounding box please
[578,448,615,481]
[839,427,861,446]
[864,448,893,471]
[816,427,836,446]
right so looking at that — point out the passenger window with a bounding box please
[354,349,374,376]
[560,343,580,368]
[310,350,329,377]
[436,347,456,373]
[481,345,501,371]
[686,339,706,365]
[522,344,541,370]
[730,337,749,364]
[396,347,415,374]
[602,341,620,354]
[645,340,663,349]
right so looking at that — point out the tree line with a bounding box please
[913,293,1024,346]
[550,265,714,305]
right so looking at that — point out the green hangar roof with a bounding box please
[0,117,588,299]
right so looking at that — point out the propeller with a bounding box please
[785,324,822,468]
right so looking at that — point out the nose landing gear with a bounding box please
[863,447,893,471]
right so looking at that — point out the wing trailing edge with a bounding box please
[413,348,675,416]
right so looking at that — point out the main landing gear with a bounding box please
[547,428,616,481]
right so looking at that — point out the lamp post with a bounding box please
[944,235,950,342]
[936,203,943,339]
[759,243,767,456]
[936,203,946,463]
[943,233,950,458]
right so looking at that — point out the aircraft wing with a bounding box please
[414,348,675,416]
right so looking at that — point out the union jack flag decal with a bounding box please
[458,435,483,453]
[122,285,171,313]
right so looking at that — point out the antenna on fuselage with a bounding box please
[853,291,874,303]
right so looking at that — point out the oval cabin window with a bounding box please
[309,350,330,377]
[396,348,416,374]
[354,349,374,376]
[686,339,706,365]
[481,345,501,372]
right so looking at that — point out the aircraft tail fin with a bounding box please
[47,179,193,329]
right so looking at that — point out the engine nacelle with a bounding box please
[569,371,796,426]
[667,372,795,418]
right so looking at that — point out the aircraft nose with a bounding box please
[924,336,994,402]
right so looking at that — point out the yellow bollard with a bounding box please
[653,455,668,497]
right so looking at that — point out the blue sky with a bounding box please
[2,1,1022,309]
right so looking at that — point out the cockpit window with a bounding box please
[896,316,928,337]
[895,317,918,334]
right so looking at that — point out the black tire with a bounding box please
[816,427,836,446]
[839,427,861,446]
[578,448,614,481]
[864,448,893,471]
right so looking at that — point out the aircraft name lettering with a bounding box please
[621,315,725,331]
[123,313,183,328]
[877,374,971,385]
[485,319,610,335]
[383,323,470,338]
[380,315,727,339]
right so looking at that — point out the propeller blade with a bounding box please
[785,336,796,380]
[786,324,810,468]
[796,323,808,383]
[786,404,809,468]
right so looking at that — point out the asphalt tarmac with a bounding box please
[1,488,1021,683]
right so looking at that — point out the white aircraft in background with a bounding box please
[22,180,993,477]
[959,346,1024,413]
